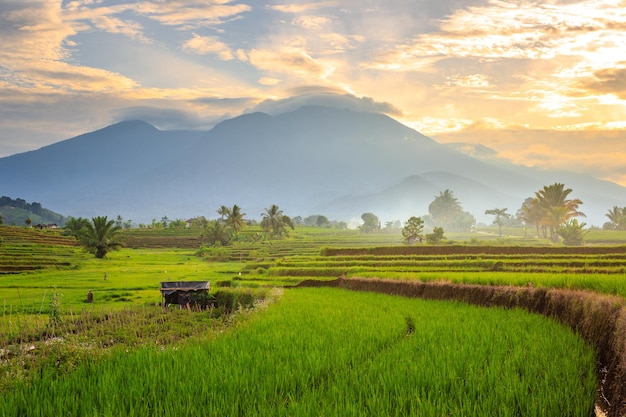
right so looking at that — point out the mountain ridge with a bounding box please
[0,105,623,226]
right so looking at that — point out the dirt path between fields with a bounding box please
[296,277,626,417]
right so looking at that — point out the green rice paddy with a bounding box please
[1,224,624,416]
[0,288,597,417]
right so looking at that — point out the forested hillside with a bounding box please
[0,196,66,226]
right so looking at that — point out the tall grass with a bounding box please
[0,288,597,416]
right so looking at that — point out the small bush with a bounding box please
[212,288,268,313]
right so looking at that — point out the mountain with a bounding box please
[0,105,624,226]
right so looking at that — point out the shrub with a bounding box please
[557,220,588,246]
[425,227,445,244]
[195,245,232,261]
[212,288,268,313]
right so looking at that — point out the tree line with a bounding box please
[63,204,297,258]
[0,196,44,215]
[60,182,625,257]
[401,183,590,246]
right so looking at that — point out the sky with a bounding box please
[1,0,626,186]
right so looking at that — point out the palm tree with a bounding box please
[78,216,123,258]
[217,205,231,221]
[261,204,294,238]
[63,216,90,237]
[485,208,510,237]
[225,204,246,232]
[534,183,585,241]
[201,220,231,246]
[605,206,626,230]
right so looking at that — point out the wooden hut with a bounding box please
[160,281,210,309]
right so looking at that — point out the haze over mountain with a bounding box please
[1,105,624,227]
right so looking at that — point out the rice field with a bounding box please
[1,225,624,415]
[0,288,597,417]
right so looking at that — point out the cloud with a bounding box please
[90,14,145,40]
[182,33,234,60]
[250,90,402,116]
[128,1,251,27]
[374,0,626,71]
[580,67,626,98]
[122,98,264,131]
[0,58,138,92]
[0,1,146,93]
[192,96,256,108]
[258,77,281,86]
[269,2,337,14]
[433,127,626,187]
[113,106,214,130]
[0,0,75,62]
[445,74,491,88]
[292,15,331,30]
[247,48,329,78]
[407,116,474,135]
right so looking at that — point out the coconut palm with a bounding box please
[261,204,294,238]
[217,205,231,221]
[225,204,246,232]
[78,216,123,258]
[534,183,585,241]
[605,206,626,230]
[485,208,510,237]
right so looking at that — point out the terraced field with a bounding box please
[122,228,202,248]
[261,247,626,277]
[219,231,626,297]
[0,227,81,274]
[3,225,626,415]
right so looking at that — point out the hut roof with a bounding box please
[160,281,209,296]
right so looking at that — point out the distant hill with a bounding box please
[0,196,67,226]
[0,105,624,226]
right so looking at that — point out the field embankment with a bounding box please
[321,244,626,256]
[298,277,626,417]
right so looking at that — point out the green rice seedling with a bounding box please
[0,288,597,417]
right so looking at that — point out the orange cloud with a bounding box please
[248,48,329,79]
[580,67,626,98]
[182,34,235,60]
[433,127,626,187]
[269,2,337,14]
[129,1,251,27]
